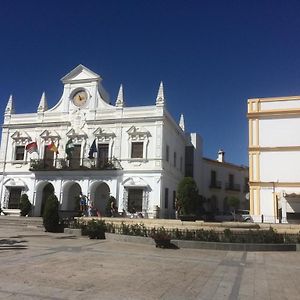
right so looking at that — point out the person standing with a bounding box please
[87,197,93,217]
[79,193,86,212]
[110,199,115,217]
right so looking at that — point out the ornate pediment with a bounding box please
[11,131,31,144]
[93,127,115,141]
[40,130,60,140]
[127,126,151,139]
[66,128,87,139]
[61,64,100,84]
[122,177,150,188]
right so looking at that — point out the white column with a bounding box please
[281,192,288,223]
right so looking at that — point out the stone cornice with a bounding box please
[2,121,71,129]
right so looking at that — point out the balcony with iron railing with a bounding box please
[209,180,222,189]
[225,182,241,192]
[29,157,122,171]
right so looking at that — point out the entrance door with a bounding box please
[97,144,109,168]
[128,189,143,213]
[69,145,81,169]
[8,188,22,209]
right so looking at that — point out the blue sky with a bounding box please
[1,0,300,166]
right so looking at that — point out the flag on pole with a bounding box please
[47,142,59,154]
[66,139,74,160]
[88,139,97,159]
[25,141,38,154]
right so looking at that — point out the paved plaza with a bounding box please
[1,225,300,300]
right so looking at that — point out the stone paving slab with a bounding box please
[1,225,300,299]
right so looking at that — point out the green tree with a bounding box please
[227,196,240,210]
[177,177,201,215]
[19,194,32,216]
[43,194,59,232]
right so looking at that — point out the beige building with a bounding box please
[248,96,300,223]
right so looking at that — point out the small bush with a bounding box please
[43,194,60,232]
[150,227,171,241]
[19,194,32,216]
[105,222,115,233]
[120,222,131,235]
[86,220,106,239]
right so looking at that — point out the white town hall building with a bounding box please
[0,65,248,218]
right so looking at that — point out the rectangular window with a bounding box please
[211,170,217,185]
[15,146,25,161]
[164,188,169,209]
[131,142,143,158]
[97,144,109,168]
[166,145,169,162]
[128,189,143,213]
[174,152,177,167]
[185,146,194,177]
[8,188,22,209]
[229,174,234,188]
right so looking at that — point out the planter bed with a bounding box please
[103,233,299,251]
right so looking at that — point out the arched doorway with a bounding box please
[35,182,55,216]
[62,182,82,211]
[90,182,110,216]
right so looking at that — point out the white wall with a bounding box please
[260,118,300,147]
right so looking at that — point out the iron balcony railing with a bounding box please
[209,180,222,189]
[29,157,122,171]
[225,182,241,192]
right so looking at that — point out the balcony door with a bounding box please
[69,145,81,169]
[44,146,54,169]
[97,144,109,168]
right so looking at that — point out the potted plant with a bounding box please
[150,227,171,248]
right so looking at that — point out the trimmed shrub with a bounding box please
[19,194,32,216]
[177,177,203,216]
[105,196,116,217]
[43,194,59,232]
[86,220,106,239]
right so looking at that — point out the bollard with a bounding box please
[261,214,264,223]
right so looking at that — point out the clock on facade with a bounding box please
[72,89,88,107]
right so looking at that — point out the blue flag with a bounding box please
[88,139,97,159]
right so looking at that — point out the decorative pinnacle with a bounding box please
[179,114,185,131]
[38,91,48,112]
[5,94,15,114]
[115,84,124,107]
[156,81,165,106]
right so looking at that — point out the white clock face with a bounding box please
[72,90,88,107]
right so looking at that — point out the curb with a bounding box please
[171,239,298,251]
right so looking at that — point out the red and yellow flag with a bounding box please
[47,142,59,154]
